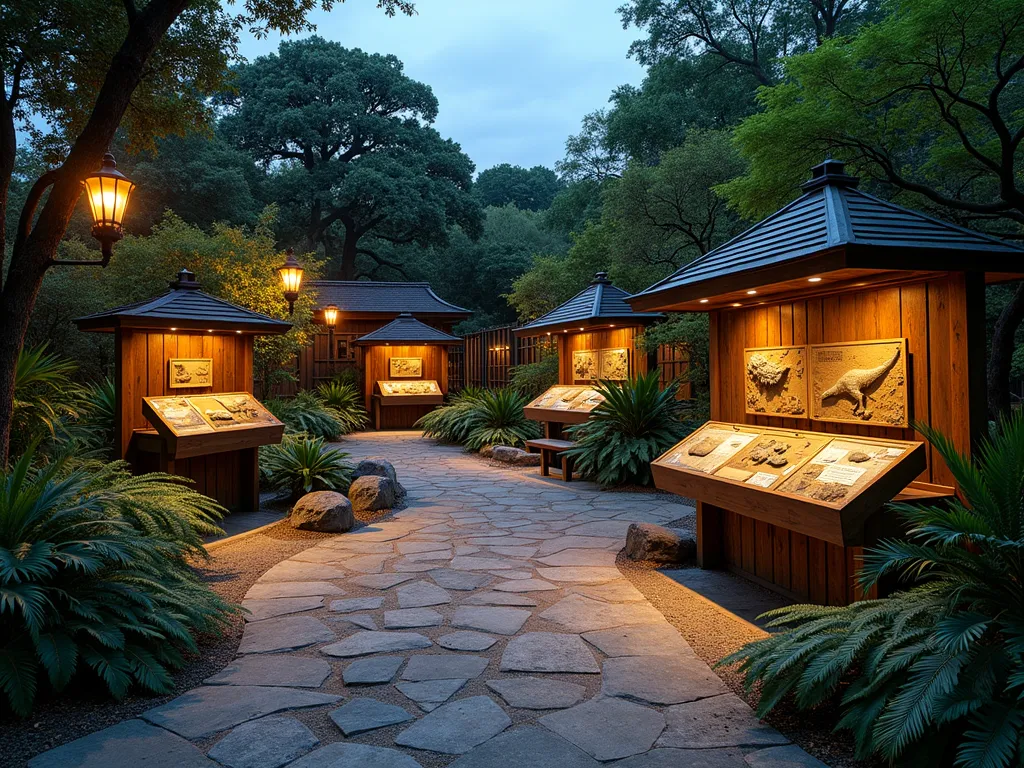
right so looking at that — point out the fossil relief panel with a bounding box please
[809,339,908,427]
[743,346,807,417]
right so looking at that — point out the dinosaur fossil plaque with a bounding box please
[808,339,908,427]
[168,358,213,389]
[743,345,807,417]
[572,350,598,382]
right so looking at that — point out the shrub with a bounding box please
[316,381,369,435]
[265,391,344,440]
[416,387,487,444]
[78,377,117,456]
[720,415,1024,768]
[10,344,84,456]
[260,434,353,500]
[564,371,686,487]
[0,448,234,716]
[509,344,558,398]
[461,389,541,451]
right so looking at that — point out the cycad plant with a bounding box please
[316,381,368,434]
[720,415,1024,768]
[564,371,686,486]
[10,344,84,457]
[0,448,234,716]
[78,377,118,456]
[260,434,353,500]
[265,391,344,440]
[461,389,541,451]
[416,387,486,444]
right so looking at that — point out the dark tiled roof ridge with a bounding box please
[308,280,470,314]
[355,313,462,344]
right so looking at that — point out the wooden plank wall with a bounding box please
[118,330,254,510]
[558,327,648,384]
[364,344,448,429]
[705,273,975,604]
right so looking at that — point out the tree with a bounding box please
[556,110,627,183]
[618,0,878,85]
[220,37,482,280]
[474,163,564,211]
[719,0,1024,419]
[0,0,415,463]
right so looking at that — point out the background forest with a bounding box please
[7,0,1024,414]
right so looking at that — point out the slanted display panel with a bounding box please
[654,421,925,546]
[523,385,605,425]
[142,392,284,459]
[375,379,443,405]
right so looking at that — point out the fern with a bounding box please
[265,391,345,440]
[720,412,1024,767]
[564,370,687,487]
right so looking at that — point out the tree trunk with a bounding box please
[987,281,1024,422]
[339,221,359,281]
[0,0,189,465]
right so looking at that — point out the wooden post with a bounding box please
[696,502,723,568]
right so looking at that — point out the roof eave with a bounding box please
[74,315,291,335]
[354,337,459,346]
[513,313,663,337]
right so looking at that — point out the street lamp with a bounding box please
[323,304,339,378]
[278,248,304,315]
[323,305,339,327]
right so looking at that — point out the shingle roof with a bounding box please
[75,269,291,334]
[310,281,470,316]
[517,273,662,334]
[355,313,462,345]
[631,159,1024,305]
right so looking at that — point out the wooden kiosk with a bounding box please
[354,313,458,430]
[516,272,662,478]
[628,159,1024,605]
[75,268,290,512]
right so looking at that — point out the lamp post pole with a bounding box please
[323,304,339,381]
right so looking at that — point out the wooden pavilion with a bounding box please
[629,159,1024,605]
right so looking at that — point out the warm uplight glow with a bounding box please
[208,329,214,333]
[323,304,339,326]
[808,277,822,283]
[278,248,304,314]
[82,153,135,235]
[732,303,742,307]
[236,330,242,334]
[547,332,551,336]
[746,290,757,295]
[170,327,177,331]
[699,299,709,304]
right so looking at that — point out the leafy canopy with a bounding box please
[474,164,564,211]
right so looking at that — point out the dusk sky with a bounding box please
[236,0,646,175]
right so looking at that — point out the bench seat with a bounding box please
[525,438,577,482]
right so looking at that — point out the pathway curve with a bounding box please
[30,432,826,768]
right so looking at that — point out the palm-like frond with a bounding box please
[260,434,353,500]
[722,411,1024,767]
[315,381,369,434]
[265,392,345,440]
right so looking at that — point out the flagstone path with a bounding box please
[29,431,827,768]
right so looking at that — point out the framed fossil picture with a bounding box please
[389,357,423,378]
[743,345,807,417]
[168,358,213,389]
[572,349,598,381]
[808,338,909,427]
[599,347,629,380]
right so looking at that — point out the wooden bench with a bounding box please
[524,438,577,482]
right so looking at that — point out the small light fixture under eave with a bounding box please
[236,330,242,334]
[170,327,177,331]
[546,332,551,336]
[808,277,822,283]
[82,152,136,264]
[208,329,214,333]
[699,299,709,304]
[731,303,742,307]
[746,289,757,295]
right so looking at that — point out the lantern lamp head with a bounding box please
[323,304,339,326]
[82,153,135,260]
[278,248,304,315]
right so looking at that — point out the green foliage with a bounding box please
[260,434,353,501]
[316,381,369,435]
[265,392,344,441]
[461,389,542,451]
[474,164,564,211]
[565,372,687,487]
[78,378,117,457]
[415,388,487,445]
[0,448,233,716]
[720,413,1024,767]
[10,345,83,458]
[509,348,559,399]
[639,313,711,397]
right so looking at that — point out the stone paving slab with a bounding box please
[258,561,347,582]
[452,606,531,635]
[321,631,432,657]
[395,695,511,754]
[342,655,404,685]
[744,745,829,766]
[539,697,666,761]
[657,695,790,749]
[243,581,345,600]
[449,726,601,768]
[397,580,452,607]
[486,677,587,709]
[207,715,317,768]
[396,678,468,711]
[205,655,332,688]
[612,747,748,767]
[287,742,424,767]
[27,719,216,768]
[602,655,730,705]
[329,697,415,735]
[241,596,323,621]
[438,631,498,651]
[401,654,489,681]
[501,632,600,673]
[238,616,335,654]
[540,593,665,633]
[384,607,444,628]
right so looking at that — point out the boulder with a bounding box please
[348,475,396,513]
[624,523,695,564]
[478,445,495,458]
[490,446,542,467]
[290,491,354,533]
[353,458,406,499]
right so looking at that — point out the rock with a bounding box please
[207,716,317,768]
[349,573,416,590]
[437,631,497,651]
[539,697,666,761]
[449,726,601,768]
[536,567,622,584]
[353,457,406,498]
[395,696,511,754]
[241,596,323,622]
[396,679,468,711]
[329,596,384,613]
[290,491,354,533]
[500,632,599,674]
[429,569,494,590]
[258,560,347,582]
[332,614,377,630]
[401,654,489,681]
[463,591,538,607]
[601,655,728,705]
[239,616,335,654]
[287,742,423,768]
[490,446,542,466]
[614,749,747,767]
[657,695,789,749]
[397,580,452,608]
[329,698,414,736]
[536,549,617,567]
[27,719,216,768]
[582,624,694,658]
[321,631,431,657]
[206,656,332,688]
[342,655,404,685]
[384,608,444,628]
[486,678,586,710]
[451,606,532,635]
[539,594,664,633]
[450,556,524,571]
[625,523,695,564]
[492,578,558,592]
[478,445,495,458]
[244,582,345,600]
[744,745,827,767]
[348,475,396,513]
[140,685,340,739]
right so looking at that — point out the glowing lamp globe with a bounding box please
[277,248,304,314]
[82,153,135,255]
[323,304,339,326]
